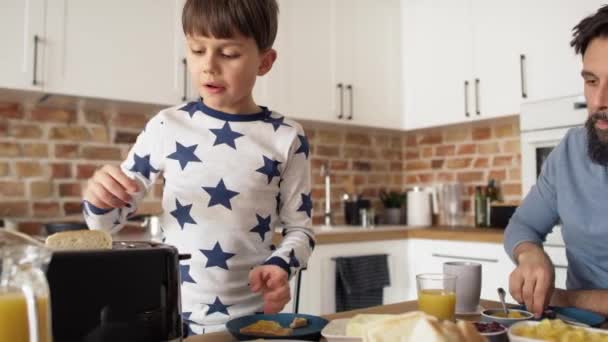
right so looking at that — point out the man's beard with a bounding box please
[586,111,608,166]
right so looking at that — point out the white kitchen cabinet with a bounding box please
[402,0,473,130]
[336,0,403,129]
[289,240,409,316]
[403,0,522,130]
[44,0,183,105]
[0,0,46,91]
[260,0,402,129]
[255,0,335,123]
[519,1,605,102]
[471,0,522,118]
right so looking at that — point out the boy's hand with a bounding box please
[83,165,139,209]
[249,265,291,314]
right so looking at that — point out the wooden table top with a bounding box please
[185,299,503,342]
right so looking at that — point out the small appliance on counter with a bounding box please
[46,241,186,342]
[406,186,438,227]
[489,203,518,229]
[343,195,371,226]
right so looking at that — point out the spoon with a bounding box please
[497,287,509,316]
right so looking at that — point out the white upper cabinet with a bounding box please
[45,0,183,105]
[257,0,335,123]
[519,0,605,102]
[403,0,523,131]
[402,0,473,130]
[344,0,403,129]
[0,0,46,91]
[260,0,402,129]
[471,0,522,118]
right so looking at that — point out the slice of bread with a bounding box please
[346,314,396,337]
[354,311,487,342]
[45,229,112,250]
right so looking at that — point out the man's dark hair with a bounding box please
[182,0,279,51]
[571,5,608,55]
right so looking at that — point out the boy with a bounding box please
[82,0,314,334]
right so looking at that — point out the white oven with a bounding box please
[520,95,588,248]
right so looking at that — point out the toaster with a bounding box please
[46,241,186,342]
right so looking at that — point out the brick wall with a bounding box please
[403,116,521,225]
[0,99,521,233]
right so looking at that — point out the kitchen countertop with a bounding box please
[111,225,505,245]
[184,299,504,342]
[275,225,505,245]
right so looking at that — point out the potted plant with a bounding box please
[380,190,406,225]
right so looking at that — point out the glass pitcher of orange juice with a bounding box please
[1,229,53,342]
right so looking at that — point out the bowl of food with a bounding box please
[481,309,534,327]
[472,321,508,342]
[508,318,608,341]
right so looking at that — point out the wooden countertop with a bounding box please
[185,299,503,342]
[273,226,505,245]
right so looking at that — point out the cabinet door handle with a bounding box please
[337,83,344,119]
[432,253,498,263]
[182,58,188,101]
[32,35,40,86]
[346,84,353,120]
[464,80,470,117]
[474,78,481,115]
[520,54,528,99]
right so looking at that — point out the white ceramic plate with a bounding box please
[320,318,362,342]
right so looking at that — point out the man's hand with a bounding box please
[509,242,555,317]
[83,165,139,209]
[249,265,291,314]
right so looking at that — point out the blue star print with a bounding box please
[180,264,195,283]
[167,142,202,170]
[210,122,244,150]
[264,115,292,132]
[206,296,232,316]
[170,199,197,229]
[250,214,271,241]
[180,102,200,118]
[200,242,235,270]
[295,135,310,159]
[202,179,239,210]
[256,156,281,184]
[129,153,159,180]
[289,249,300,268]
[297,192,313,218]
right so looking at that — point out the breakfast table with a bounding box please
[185,299,506,342]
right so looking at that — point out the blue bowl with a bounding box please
[225,313,329,341]
[481,309,534,327]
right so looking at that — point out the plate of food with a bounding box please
[509,318,608,341]
[514,305,606,327]
[226,313,328,341]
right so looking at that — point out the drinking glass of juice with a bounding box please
[416,273,457,320]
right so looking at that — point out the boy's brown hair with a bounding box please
[182,0,279,51]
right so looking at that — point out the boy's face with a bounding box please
[185,33,276,114]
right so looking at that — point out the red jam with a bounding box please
[473,321,506,334]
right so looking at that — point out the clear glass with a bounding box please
[440,183,463,226]
[416,273,457,320]
[0,230,53,342]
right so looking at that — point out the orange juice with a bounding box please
[0,292,51,342]
[417,289,456,320]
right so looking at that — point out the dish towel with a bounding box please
[335,254,390,312]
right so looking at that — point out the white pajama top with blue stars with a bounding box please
[83,100,314,334]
